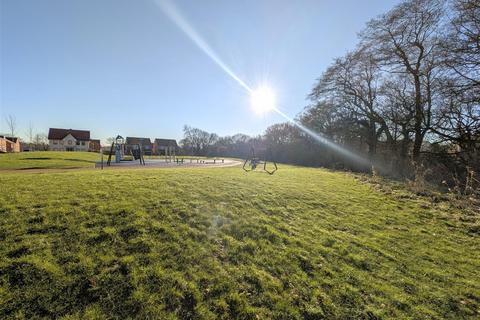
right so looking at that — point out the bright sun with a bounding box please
[250,86,276,114]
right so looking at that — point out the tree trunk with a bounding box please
[396,127,411,177]
[367,121,377,160]
[412,74,423,164]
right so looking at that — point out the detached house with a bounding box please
[153,139,178,157]
[125,137,153,155]
[48,128,98,152]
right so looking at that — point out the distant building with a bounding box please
[153,139,178,157]
[48,128,99,152]
[21,142,30,152]
[0,136,21,153]
[89,139,101,152]
[125,137,153,155]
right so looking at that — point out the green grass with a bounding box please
[0,166,478,319]
[0,151,100,170]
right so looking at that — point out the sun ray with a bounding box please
[154,0,371,167]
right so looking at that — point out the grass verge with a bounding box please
[0,152,99,170]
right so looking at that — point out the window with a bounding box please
[76,141,80,145]
[81,141,85,146]
[53,140,58,145]
[68,140,72,145]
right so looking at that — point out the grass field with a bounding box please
[0,162,479,319]
[0,151,99,170]
[0,152,222,171]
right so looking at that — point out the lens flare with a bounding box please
[155,0,371,167]
[154,0,252,93]
[272,108,370,166]
[251,86,276,114]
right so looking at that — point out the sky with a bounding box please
[0,0,400,143]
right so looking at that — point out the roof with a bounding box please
[126,137,152,145]
[0,136,19,143]
[48,128,90,141]
[154,139,178,147]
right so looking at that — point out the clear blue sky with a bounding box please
[1,0,399,143]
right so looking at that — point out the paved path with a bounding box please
[95,158,242,169]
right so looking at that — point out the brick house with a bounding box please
[0,136,21,153]
[125,137,153,155]
[153,138,178,156]
[89,139,101,152]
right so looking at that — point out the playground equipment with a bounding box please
[106,135,145,166]
[128,144,146,165]
[243,146,277,174]
[106,135,125,165]
[115,135,124,163]
[153,139,177,163]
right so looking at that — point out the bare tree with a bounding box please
[105,137,116,146]
[361,0,445,164]
[27,122,34,143]
[309,47,394,160]
[379,75,416,163]
[4,114,17,137]
[26,122,34,150]
[33,133,49,151]
[180,125,219,156]
[442,0,480,101]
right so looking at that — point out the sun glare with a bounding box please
[250,86,276,114]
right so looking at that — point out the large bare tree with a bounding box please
[360,0,445,164]
[309,48,393,160]
[442,0,480,102]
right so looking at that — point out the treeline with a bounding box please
[304,0,479,192]
[181,0,479,194]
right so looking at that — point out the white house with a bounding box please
[48,128,93,152]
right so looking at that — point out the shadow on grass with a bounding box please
[63,159,96,163]
[20,158,94,163]
[20,157,52,160]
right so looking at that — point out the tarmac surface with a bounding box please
[95,158,242,169]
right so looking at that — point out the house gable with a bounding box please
[126,137,152,146]
[154,139,178,148]
[62,133,77,143]
[48,128,90,141]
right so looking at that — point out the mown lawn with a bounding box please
[0,152,99,170]
[0,166,478,319]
